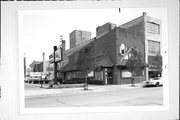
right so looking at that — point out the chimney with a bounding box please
[62,40,66,52]
[143,12,147,16]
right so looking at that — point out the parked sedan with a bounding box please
[143,77,163,87]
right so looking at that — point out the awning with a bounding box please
[148,64,162,71]
[117,60,149,68]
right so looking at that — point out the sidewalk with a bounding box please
[25,83,143,99]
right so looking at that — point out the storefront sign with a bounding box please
[88,71,94,77]
[122,70,132,78]
[49,54,53,63]
[49,48,62,63]
[30,72,42,77]
[55,49,61,62]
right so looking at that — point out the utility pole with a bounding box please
[53,46,58,84]
[60,35,64,61]
[53,35,64,85]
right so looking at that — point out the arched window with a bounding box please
[119,44,125,55]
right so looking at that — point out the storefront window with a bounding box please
[95,71,103,80]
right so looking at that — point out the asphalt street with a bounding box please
[25,84,163,108]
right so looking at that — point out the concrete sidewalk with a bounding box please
[25,83,143,99]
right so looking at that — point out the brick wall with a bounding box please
[94,28,117,64]
[116,27,145,65]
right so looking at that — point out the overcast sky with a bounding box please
[22,8,167,67]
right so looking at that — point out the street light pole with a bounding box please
[52,35,64,85]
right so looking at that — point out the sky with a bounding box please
[22,8,167,68]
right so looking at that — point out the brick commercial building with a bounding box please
[54,12,162,85]
[120,12,162,80]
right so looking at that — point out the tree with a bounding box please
[126,48,146,86]
[76,45,95,76]
[76,44,95,90]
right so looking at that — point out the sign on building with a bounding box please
[49,48,62,63]
[49,54,53,63]
[29,72,42,77]
[55,48,61,62]
[88,71,94,77]
[122,70,132,78]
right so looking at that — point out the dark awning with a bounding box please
[148,64,162,71]
[117,60,149,68]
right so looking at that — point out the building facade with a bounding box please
[61,25,145,84]
[120,12,162,79]
[56,13,162,85]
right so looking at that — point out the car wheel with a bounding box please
[156,82,159,87]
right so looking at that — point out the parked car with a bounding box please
[24,77,28,83]
[24,77,31,83]
[28,76,40,84]
[143,77,163,87]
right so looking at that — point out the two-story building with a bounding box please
[55,12,162,85]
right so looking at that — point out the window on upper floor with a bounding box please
[148,40,160,55]
[119,44,126,55]
[146,21,160,34]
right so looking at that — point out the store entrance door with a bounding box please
[104,68,113,84]
[107,72,113,84]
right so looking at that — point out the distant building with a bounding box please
[70,30,92,49]
[29,60,54,76]
[29,60,42,72]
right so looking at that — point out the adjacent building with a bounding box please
[120,12,162,79]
